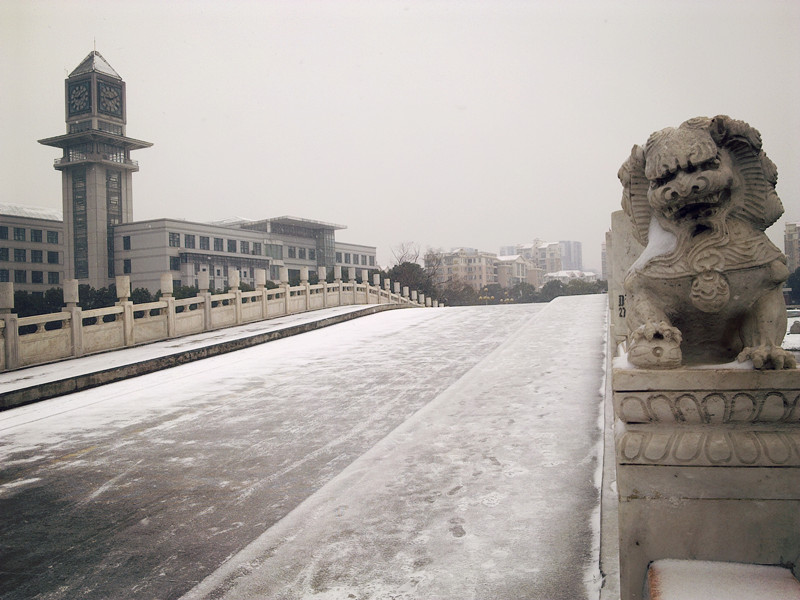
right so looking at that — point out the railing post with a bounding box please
[300,267,310,311]
[280,267,290,314]
[383,278,391,304]
[229,269,242,324]
[64,279,83,357]
[348,268,356,305]
[159,273,176,337]
[0,282,19,370]
[198,270,212,330]
[254,268,268,319]
[393,281,400,302]
[117,275,134,346]
[318,267,328,308]
[402,286,409,300]
[334,266,342,306]
[411,290,418,304]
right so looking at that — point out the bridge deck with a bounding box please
[0,296,609,600]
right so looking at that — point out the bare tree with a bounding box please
[391,242,421,266]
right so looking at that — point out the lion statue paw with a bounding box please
[628,321,683,369]
[737,346,797,370]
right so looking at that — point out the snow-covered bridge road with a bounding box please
[0,295,607,600]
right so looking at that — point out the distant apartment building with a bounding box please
[544,270,598,285]
[558,240,583,271]
[501,241,563,274]
[19,50,377,295]
[0,204,64,293]
[428,248,498,291]
[786,222,799,274]
[496,254,543,289]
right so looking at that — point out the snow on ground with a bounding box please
[0,297,609,600]
[0,305,372,394]
[180,295,609,600]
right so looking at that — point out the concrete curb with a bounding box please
[1,304,409,411]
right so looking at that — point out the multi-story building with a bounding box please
[786,222,799,274]
[496,254,543,288]
[558,240,583,271]
[20,50,377,295]
[0,204,64,293]
[428,248,498,291]
[501,241,563,274]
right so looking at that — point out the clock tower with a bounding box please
[39,51,152,289]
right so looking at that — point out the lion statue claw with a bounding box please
[619,116,793,370]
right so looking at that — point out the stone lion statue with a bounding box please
[618,115,795,370]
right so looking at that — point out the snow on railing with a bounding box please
[0,266,436,372]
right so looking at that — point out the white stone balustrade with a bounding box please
[0,273,434,372]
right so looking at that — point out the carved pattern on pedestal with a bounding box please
[616,427,800,466]
[614,389,800,424]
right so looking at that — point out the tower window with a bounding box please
[200,236,210,250]
[14,270,26,283]
[240,241,249,254]
[123,236,131,250]
[169,256,180,271]
[0,248,7,261]
[48,271,59,285]
[47,231,59,244]
[32,271,43,284]
[169,232,180,247]
[31,250,43,263]
[48,251,59,264]
[0,227,6,239]
[14,249,26,262]
[185,234,196,249]
[13,228,25,241]
[287,246,296,259]
[214,238,223,252]
[298,248,306,260]
[0,269,7,282]
[31,229,42,243]
[227,240,236,253]
[123,259,131,274]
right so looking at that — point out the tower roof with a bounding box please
[69,50,121,79]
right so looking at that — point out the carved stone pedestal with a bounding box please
[613,367,800,600]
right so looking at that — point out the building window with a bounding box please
[287,246,297,259]
[369,256,375,266]
[123,236,131,250]
[214,237,223,252]
[31,270,43,284]
[169,256,180,271]
[47,230,59,244]
[174,279,181,288]
[48,271,59,285]
[336,252,342,263]
[14,269,26,283]
[0,248,8,261]
[31,250,43,263]
[169,232,180,247]
[240,241,249,254]
[344,253,351,264]
[0,226,7,240]
[362,255,367,265]
[227,239,236,253]
[123,259,131,274]
[14,249,26,262]
[13,227,25,241]
[0,269,7,282]
[309,248,316,261]
[253,242,262,255]
[184,234,196,249]
[298,247,306,260]
[200,236,210,250]
[47,251,59,264]
[31,229,43,243]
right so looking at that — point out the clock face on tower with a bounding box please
[68,81,91,116]
[97,81,123,118]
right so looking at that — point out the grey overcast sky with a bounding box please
[2,0,799,271]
